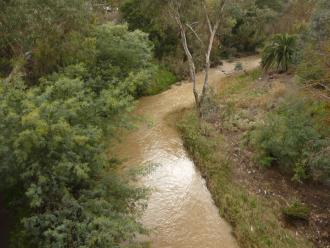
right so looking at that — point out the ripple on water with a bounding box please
[113,57,260,248]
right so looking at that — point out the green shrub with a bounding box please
[177,111,217,162]
[178,109,312,248]
[283,201,311,221]
[0,74,146,247]
[124,65,176,97]
[90,23,153,81]
[234,62,243,72]
[141,66,177,96]
[261,34,297,72]
[251,97,330,182]
[296,45,327,83]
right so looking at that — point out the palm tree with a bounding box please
[261,34,297,72]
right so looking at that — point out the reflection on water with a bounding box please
[112,57,260,248]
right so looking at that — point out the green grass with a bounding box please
[218,69,262,97]
[283,201,311,221]
[177,110,312,248]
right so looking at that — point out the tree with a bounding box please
[0,0,93,82]
[120,0,180,60]
[168,0,230,113]
[0,73,146,247]
[90,23,153,81]
[221,4,275,55]
[261,34,297,72]
[0,22,156,247]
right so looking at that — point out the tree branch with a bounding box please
[169,0,199,106]
[203,1,212,34]
[185,22,205,48]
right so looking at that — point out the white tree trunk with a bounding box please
[170,0,225,113]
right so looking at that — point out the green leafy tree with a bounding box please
[90,23,153,81]
[0,0,93,82]
[120,0,179,60]
[0,74,146,247]
[221,4,275,55]
[261,34,297,72]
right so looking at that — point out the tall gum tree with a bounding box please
[168,0,230,113]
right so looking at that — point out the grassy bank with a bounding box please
[178,110,312,248]
[176,70,322,248]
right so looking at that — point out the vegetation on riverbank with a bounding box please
[1,0,329,247]
[178,69,330,247]
[0,3,157,247]
[178,111,311,248]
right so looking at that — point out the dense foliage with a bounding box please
[0,0,93,82]
[251,97,330,183]
[120,0,283,78]
[87,24,176,96]
[220,2,276,57]
[0,1,161,246]
[297,0,330,87]
[120,0,179,60]
[0,75,146,247]
[178,110,312,248]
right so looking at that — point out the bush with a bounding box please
[0,74,146,247]
[0,0,94,82]
[90,23,153,81]
[140,66,176,96]
[261,34,297,72]
[123,65,176,97]
[283,201,311,221]
[178,109,312,248]
[251,97,330,182]
[234,62,243,72]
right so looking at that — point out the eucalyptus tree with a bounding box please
[168,0,234,113]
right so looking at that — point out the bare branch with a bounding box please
[185,22,205,48]
[203,1,212,34]
[169,0,229,110]
[168,0,199,105]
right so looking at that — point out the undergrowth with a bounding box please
[177,110,312,248]
[251,97,330,182]
[140,66,177,96]
[178,67,322,248]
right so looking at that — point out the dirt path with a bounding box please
[112,56,260,248]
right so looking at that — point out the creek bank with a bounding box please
[177,70,329,248]
[112,57,260,247]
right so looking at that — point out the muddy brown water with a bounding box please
[113,57,260,248]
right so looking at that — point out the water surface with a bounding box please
[113,57,260,248]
